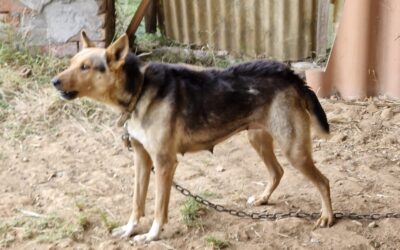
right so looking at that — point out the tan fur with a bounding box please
[53,33,334,242]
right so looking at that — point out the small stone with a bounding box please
[216,165,225,172]
[352,220,363,226]
[366,103,378,114]
[330,95,339,100]
[236,230,250,241]
[22,157,29,162]
[330,134,347,143]
[370,240,381,249]
[247,196,256,205]
[368,222,378,228]
[380,108,393,120]
[19,66,32,78]
[310,238,320,244]
[343,155,351,160]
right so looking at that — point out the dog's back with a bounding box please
[142,60,329,135]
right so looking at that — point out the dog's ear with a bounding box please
[106,34,129,68]
[80,30,95,49]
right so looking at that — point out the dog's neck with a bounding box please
[116,63,148,127]
[116,78,143,127]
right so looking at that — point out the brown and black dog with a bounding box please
[52,31,333,242]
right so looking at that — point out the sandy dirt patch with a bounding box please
[1,78,400,249]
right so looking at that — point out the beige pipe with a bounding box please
[306,0,400,99]
[377,1,400,98]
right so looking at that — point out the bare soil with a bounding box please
[1,73,400,249]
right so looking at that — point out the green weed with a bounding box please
[180,197,206,229]
[205,235,231,249]
[99,211,119,233]
[0,213,85,245]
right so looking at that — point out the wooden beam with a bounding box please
[126,0,152,37]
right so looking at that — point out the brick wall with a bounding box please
[0,0,115,57]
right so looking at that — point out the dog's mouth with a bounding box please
[59,90,79,100]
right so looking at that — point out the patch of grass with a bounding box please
[180,197,206,229]
[77,213,90,231]
[0,100,8,110]
[136,33,169,51]
[0,222,15,247]
[0,94,8,123]
[0,30,68,86]
[200,190,221,199]
[99,211,119,233]
[205,236,231,249]
[7,123,37,140]
[180,190,218,228]
[0,213,85,246]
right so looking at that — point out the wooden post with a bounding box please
[157,0,165,35]
[145,0,158,33]
[316,0,330,58]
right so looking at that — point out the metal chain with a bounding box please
[172,179,400,221]
[122,135,400,222]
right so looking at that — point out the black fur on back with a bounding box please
[138,58,329,132]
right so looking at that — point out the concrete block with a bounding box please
[19,0,53,12]
[68,29,107,43]
[43,0,104,43]
[3,0,115,54]
[78,40,106,50]
[40,41,79,57]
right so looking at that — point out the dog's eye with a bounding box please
[81,64,90,71]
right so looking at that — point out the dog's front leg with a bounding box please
[133,153,177,242]
[112,140,152,238]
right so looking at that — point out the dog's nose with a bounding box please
[51,78,61,88]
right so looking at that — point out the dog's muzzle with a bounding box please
[51,78,78,100]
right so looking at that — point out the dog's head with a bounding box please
[52,31,135,106]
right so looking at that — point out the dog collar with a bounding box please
[117,112,131,127]
[116,74,144,127]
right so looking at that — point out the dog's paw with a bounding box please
[112,222,136,238]
[133,220,161,243]
[247,195,269,206]
[133,232,158,243]
[313,213,334,229]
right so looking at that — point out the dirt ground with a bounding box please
[1,67,400,249]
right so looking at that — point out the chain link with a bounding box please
[124,138,399,222]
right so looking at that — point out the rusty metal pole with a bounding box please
[377,1,400,98]
[306,0,400,99]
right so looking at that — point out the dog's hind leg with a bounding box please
[112,140,152,238]
[247,129,284,206]
[270,103,333,228]
[133,153,177,242]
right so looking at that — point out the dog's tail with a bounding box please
[303,85,330,136]
[285,70,329,136]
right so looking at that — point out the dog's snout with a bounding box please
[51,78,61,88]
